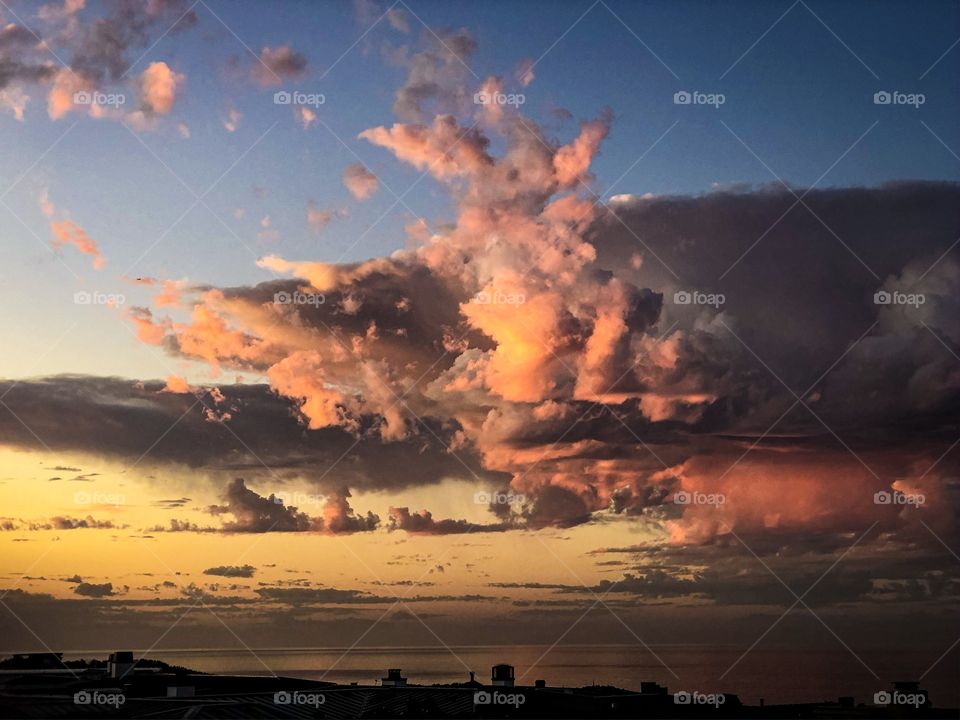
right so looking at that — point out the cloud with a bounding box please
[389,29,476,121]
[388,506,510,534]
[203,564,256,578]
[342,163,379,200]
[251,45,308,87]
[211,479,379,534]
[112,37,960,543]
[306,202,341,233]
[162,375,192,393]
[73,582,115,598]
[32,515,121,530]
[49,219,104,268]
[137,60,182,115]
[43,194,106,268]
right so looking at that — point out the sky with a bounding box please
[1,0,959,703]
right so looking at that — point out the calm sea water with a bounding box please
[64,645,960,707]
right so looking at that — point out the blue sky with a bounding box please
[2,0,958,379]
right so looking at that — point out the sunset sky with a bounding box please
[1,0,959,697]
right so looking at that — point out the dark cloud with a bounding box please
[203,565,256,578]
[251,45,308,86]
[388,506,511,534]
[215,478,319,532]
[73,582,115,598]
[0,376,503,493]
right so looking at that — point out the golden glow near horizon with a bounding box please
[0,446,663,609]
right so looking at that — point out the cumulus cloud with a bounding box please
[210,479,379,534]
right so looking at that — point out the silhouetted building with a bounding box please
[108,651,134,679]
[381,668,407,687]
[492,664,514,687]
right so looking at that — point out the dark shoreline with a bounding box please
[0,653,955,719]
